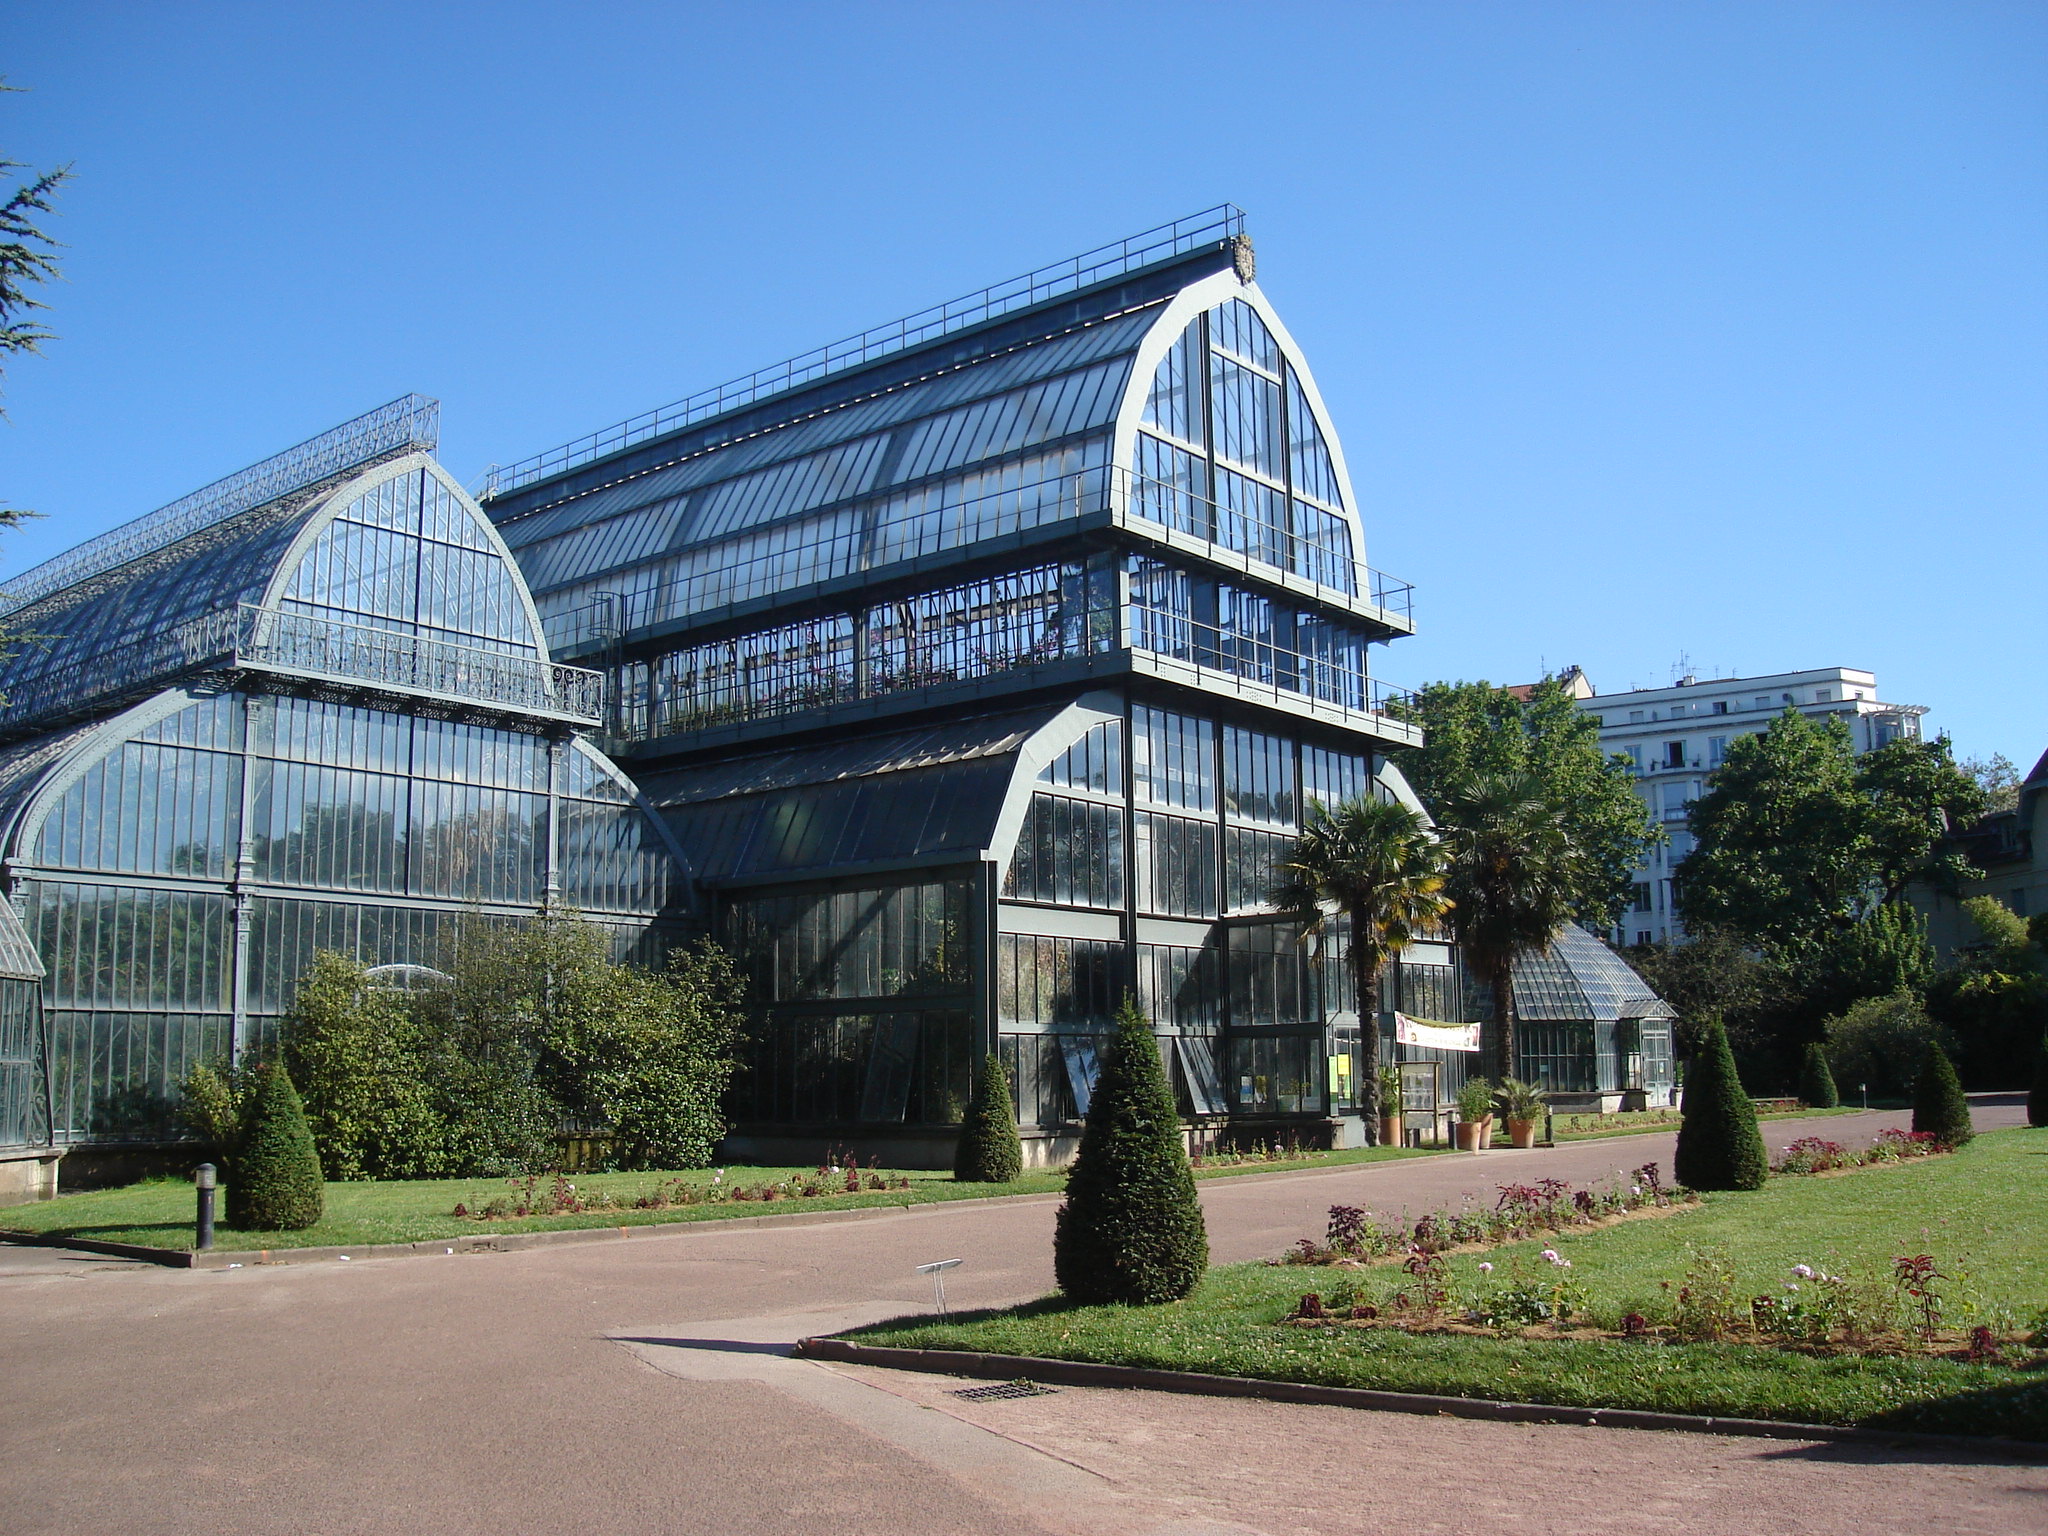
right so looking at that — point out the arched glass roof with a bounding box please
[0,449,569,737]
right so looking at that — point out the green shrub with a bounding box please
[1053,998,1208,1304]
[545,938,744,1170]
[283,952,446,1181]
[225,1065,325,1231]
[1455,1074,1494,1122]
[1911,1042,1973,1147]
[1823,992,1953,1101]
[176,1059,257,1168]
[2030,1034,2048,1129]
[1674,1019,1767,1191]
[1796,1041,1839,1109]
[954,1054,1023,1183]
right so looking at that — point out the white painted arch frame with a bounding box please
[1109,270,1369,572]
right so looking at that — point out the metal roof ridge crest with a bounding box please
[0,393,440,617]
[478,205,1248,500]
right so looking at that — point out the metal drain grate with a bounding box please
[950,1380,1058,1401]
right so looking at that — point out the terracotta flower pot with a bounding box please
[1507,1117,1539,1149]
[1454,1120,1486,1152]
[1378,1115,1403,1148]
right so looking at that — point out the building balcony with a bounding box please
[610,594,1418,756]
[234,607,604,724]
[0,603,604,740]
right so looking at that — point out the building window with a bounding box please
[1622,743,1643,773]
[1629,710,1645,723]
[1711,701,1728,715]
[1663,740,1686,769]
[1631,883,1652,913]
[1815,689,1833,703]
[1708,736,1728,767]
[1754,697,1771,710]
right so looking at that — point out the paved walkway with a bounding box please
[1,1101,2039,1535]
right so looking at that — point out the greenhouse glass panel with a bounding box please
[1286,374,1342,508]
[1209,298,1279,373]
[1131,433,1207,537]
[1223,726,1295,826]
[1209,355,1282,480]
[1142,318,1206,447]
[1038,718,1123,795]
[1002,793,1125,909]
[1228,923,1305,1026]
[1132,705,1215,812]
[994,934,1122,1029]
[1135,941,1224,1032]
[1224,825,1293,913]
[1134,811,1220,918]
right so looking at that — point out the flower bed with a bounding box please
[1277,1162,1695,1268]
[451,1158,913,1219]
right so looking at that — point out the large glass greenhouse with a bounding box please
[3,208,1563,1184]
[476,207,1465,1166]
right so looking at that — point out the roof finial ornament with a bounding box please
[1228,232,1256,284]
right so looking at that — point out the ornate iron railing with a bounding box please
[0,396,439,617]
[477,207,1247,498]
[235,607,604,722]
[0,602,603,736]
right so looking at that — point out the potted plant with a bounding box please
[1376,1064,1404,1148]
[1496,1077,1545,1149]
[1454,1074,1494,1151]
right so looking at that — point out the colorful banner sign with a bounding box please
[1394,1013,1481,1053]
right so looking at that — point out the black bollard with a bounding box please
[194,1163,216,1251]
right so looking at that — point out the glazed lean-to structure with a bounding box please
[479,207,1459,1164]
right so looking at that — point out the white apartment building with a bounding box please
[1540,666,1927,947]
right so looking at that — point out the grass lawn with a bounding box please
[1546,1104,1864,1141]
[847,1127,2048,1439]
[0,1143,1441,1253]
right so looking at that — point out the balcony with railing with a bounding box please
[0,603,604,739]
[614,577,1415,750]
[237,607,605,723]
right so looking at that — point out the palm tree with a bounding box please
[1273,795,1452,1128]
[1436,770,1582,1082]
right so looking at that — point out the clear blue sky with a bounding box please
[4,3,2043,764]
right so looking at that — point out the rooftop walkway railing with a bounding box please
[0,603,603,738]
[542,464,1412,655]
[0,396,439,618]
[477,206,1247,499]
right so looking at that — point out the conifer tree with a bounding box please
[1797,1041,1839,1109]
[953,1053,1023,1184]
[1911,1042,1974,1147]
[1673,1019,1767,1191]
[225,1065,325,1231]
[1053,998,1207,1304]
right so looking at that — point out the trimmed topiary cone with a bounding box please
[1673,1019,1767,1191]
[2031,1034,2048,1130]
[1053,997,1208,1305]
[954,1053,1023,1184]
[1798,1041,1839,1109]
[225,1064,325,1231]
[1912,1042,1973,1147]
